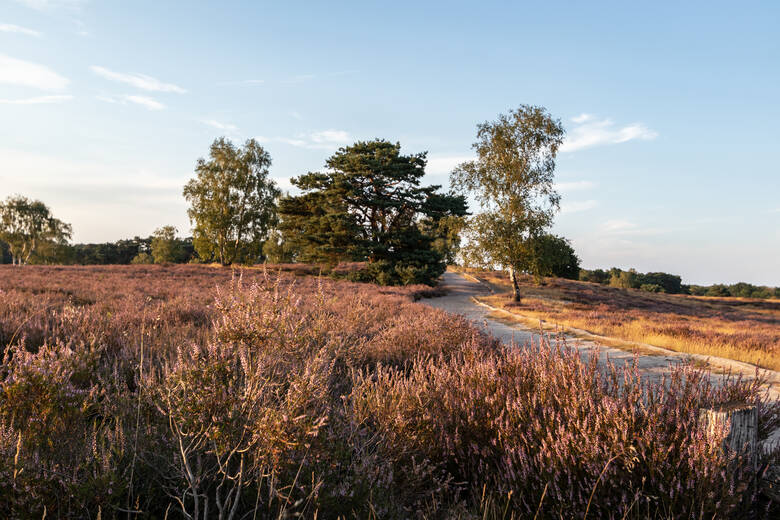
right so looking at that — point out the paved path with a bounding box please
[425,272,780,397]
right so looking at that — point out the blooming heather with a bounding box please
[0,265,777,518]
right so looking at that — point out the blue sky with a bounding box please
[1,0,778,285]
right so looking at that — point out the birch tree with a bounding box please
[452,105,564,301]
[0,195,72,265]
[183,138,280,266]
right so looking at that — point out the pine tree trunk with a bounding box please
[509,266,521,302]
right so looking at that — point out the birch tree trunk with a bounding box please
[509,266,521,302]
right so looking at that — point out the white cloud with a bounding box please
[90,65,187,93]
[602,219,638,233]
[126,95,164,110]
[0,94,72,104]
[309,129,350,144]
[561,114,657,152]
[554,180,595,192]
[0,23,41,37]
[0,53,69,90]
[425,155,474,175]
[571,113,592,124]
[98,94,165,110]
[257,129,352,150]
[201,119,238,132]
[560,200,598,214]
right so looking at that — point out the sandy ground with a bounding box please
[425,272,780,410]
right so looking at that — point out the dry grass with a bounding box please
[455,267,780,371]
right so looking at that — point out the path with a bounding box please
[425,272,780,398]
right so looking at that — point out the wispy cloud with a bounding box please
[309,129,349,145]
[257,129,352,150]
[201,119,238,132]
[602,219,638,233]
[289,110,303,120]
[126,95,164,110]
[0,94,72,104]
[561,200,598,214]
[561,114,657,152]
[0,53,69,90]
[90,65,186,93]
[98,94,165,110]
[0,23,42,37]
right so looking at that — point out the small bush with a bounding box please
[130,252,153,264]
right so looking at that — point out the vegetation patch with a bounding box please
[0,265,778,518]
[460,267,780,371]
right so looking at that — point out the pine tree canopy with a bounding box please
[278,139,467,285]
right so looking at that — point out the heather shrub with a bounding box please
[0,341,132,518]
[0,265,778,518]
[351,342,780,518]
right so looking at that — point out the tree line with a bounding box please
[579,267,779,299]
[0,219,195,266]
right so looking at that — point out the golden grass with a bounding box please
[455,267,780,371]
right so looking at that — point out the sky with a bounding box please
[1,0,778,285]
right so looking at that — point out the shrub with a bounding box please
[130,252,153,264]
[0,265,777,518]
[609,269,639,289]
[640,283,664,293]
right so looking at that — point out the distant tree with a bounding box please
[640,283,664,293]
[0,195,72,265]
[525,234,580,280]
[151,225,184,264]
[726,282,770,298]
[67,237,151,264]
[579,268,610,284]
[28,241,72,264]
[610,269,640,289]
[687,285,707,296]
[262,229,298,263]
[421,213,467,266]
[706,284,730,297]
[452,105,565,301]
[131,252,154,264]
[183,137,280,266]
[636,272,682,294]
[0,240,11,264]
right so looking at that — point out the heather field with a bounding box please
[456,268,780,372]
[1,265,779,519]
